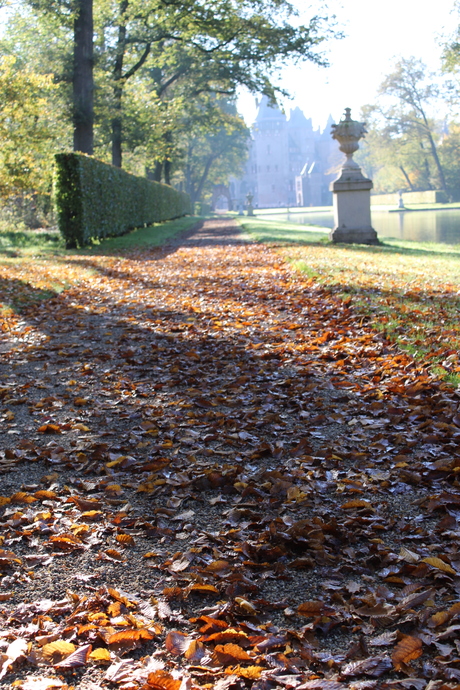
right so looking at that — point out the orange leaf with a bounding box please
[108,629,154,648]
[392,635,423,670]
[38,423,62,434]
[68,497,102,511]
[54,644,92,668]
[213,643,252,666]
[341,499,374,511]
[188,583,219,595]
[107,601,122,618]
[227,665,263,680]
[48,534,82,550]
[81,510,104,521]
[34,490,59,501]
[10,492,37,504]
[143,670,182,690]
[105,549,126,561]
[203,629,249,645]
[115,533,135,547]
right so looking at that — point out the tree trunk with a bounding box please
[73,0,94,154]
[423,157,433,189]
[399,166,414,191]
[194,154,216,201]
[164,158,171,185]
[146,163,162,181]
[112,0,128,168]
[112,83,123,168]
[420,110,450,200]
[426,130,450,199]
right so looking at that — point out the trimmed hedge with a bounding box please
[54,152,191,247]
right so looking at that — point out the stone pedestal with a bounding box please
[329,108,379,245]
[330,170,378,244]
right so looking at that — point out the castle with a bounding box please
[230,97,340,209]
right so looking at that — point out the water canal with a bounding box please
[257,208,460,245]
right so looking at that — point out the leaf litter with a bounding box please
[1,219,460,688]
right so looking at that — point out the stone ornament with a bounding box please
[329,107,378,245]
[331,107,367,172]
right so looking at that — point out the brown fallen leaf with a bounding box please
[213,643,252,666]
[297,601,332,617]
[392,636,423,670]
[165,631,191,656]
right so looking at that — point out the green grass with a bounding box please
[239,217,329,245]
[252,205,333,216]
[79,215,203,254]
[237,215,460,384]
[0,215,202,258]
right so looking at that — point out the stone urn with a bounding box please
[331,107,367,174]
[246,192,254,216]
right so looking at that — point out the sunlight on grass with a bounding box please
[238,216,460,383]
[0,216,201,314]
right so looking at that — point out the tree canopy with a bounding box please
[0,0,338,209]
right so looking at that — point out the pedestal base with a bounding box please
[329,225,379,245]
[329,168,379,245]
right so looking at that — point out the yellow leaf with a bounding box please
[422,557,456,575]
[89,648,111,662]
[73,423,90,432]
[42,640,76,663]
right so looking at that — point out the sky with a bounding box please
[237,0,458,130]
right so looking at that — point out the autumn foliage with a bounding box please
[1,219,460,689]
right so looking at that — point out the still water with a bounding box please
[258,208,460,245]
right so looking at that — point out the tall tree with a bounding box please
[378,57,449,198]
[73,0,94,153]
[97,0,335,169]
[177,99,249,205]
[25,0,94,154]
[356,104,437,194]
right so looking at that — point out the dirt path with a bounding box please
[1,219,460,689]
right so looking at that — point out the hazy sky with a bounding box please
[238,0,457,130]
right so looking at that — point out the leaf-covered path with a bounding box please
[1,219,460,690]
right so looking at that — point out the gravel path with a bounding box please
[1,219,460,689]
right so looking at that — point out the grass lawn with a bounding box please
[238,216,460,386]
[0,215,202,315]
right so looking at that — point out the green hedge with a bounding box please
[54,152,191,247]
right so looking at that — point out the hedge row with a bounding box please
[54,152,191,247]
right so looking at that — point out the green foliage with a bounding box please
[175,99,250,204]
[54,152,191,247]
[0,55,65,198]
[357,59,450,197]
